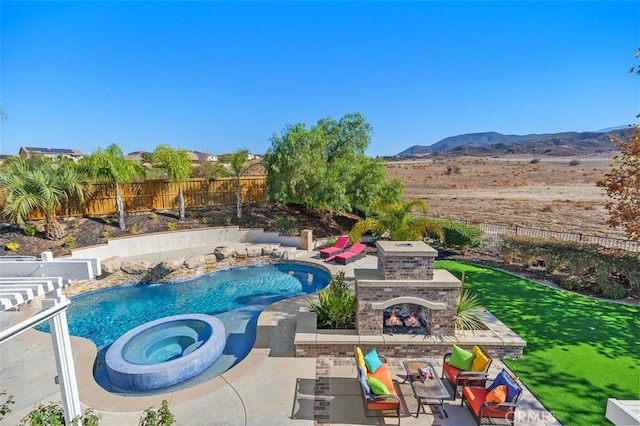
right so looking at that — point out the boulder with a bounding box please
[214,246,235,261]
[101,256,124,274]
[185,255,205,269]
[204,253,217,265]
[160,258,185,272]
[122,260,151,275]
[246,245,262,258]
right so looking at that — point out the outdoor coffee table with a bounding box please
[402,360,453,418]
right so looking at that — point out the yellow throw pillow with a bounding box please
[355,346,366,371]
[471,346,490,372]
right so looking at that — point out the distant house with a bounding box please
[0,154,15,163]
[191,151,218,162]
[19,147,83,161]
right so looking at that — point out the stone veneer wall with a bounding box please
[295,342,524,359]
[356,285,458,336]
[376,241,437,280]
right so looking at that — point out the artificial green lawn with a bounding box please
[435,261,640,426]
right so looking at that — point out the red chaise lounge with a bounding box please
[325,243,367,264]
[319,236,349,258]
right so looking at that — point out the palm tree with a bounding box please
[80,144,145,230]
[152,144,192,221]
[228,149,260,219]
[349,199,444,242]
[0,155,90,240]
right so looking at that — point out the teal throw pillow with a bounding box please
[487,370,521,402]
[366,376,390,395]
[363,348,383,373]
[449,344,475,371]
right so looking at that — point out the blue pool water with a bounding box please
[36,262,329,395]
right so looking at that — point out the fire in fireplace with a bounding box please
[383,304,429,335]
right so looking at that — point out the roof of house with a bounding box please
[22,147,83,156]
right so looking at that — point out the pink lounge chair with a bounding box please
[319,236,350,258]
[326,243,367,264]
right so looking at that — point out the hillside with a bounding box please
[396,128,629,157]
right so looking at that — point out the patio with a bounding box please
[0,249,558,425]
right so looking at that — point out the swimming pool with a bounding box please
[37,262,330,394]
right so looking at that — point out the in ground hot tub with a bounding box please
[105,314,225,391]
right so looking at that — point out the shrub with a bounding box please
[569,159,580,166]
[71,221,80,230]
[1,390,14,421]
[62,236,76,247]
[433,220,481,252]
[307,271,356,329]
[500,235,640,298]
[530,158,540,164]
[23,225,37,237]
[455,289,484,331]
[149,212,158,220]
[20,402,101,426]
[273,215,299,236]
[101,231,110,239]
[5,242,20,252]
[225,217,232,225]
[201,217,208,225]
[129,224,138,234]
[138,400,175,426]
[166,222,177,230]
[445,165,461,175]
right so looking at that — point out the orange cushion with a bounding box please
[367,364,396,396]
[462,386,488,416]
[367,400,399,410]
[471,346,490,372]
[485,385,507,403]
[463,386,512,418]
[443,362,463,383]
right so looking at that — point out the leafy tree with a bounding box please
[348,199,443,243]
[80,144,145,230]
[263,113,403,214]
[599,125,640,240]
[599,50,640,241]
[0,155,90,240]
[228,149,260,218]
[152,144,192,221]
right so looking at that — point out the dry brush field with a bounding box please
[385,156,627,239]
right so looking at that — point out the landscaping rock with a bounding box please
[101,256,124,274]
[122,260,151,274]
[214,246,235,260]
[204,253,217,265]
[185,255,205,269]
[246,245,262,258]
[160,258,185,272]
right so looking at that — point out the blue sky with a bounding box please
[1,1,638,157]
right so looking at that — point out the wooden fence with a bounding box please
[12,177,266,219]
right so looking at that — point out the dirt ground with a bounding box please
[385,155,625,239]
[0,204,360,258]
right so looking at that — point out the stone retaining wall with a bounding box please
[295,309,526,359]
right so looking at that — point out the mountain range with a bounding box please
[395,127,631,157]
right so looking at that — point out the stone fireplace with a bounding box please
[355,241,461,337]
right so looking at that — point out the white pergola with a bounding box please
[0,251,100,424]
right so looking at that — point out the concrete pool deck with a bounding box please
[0,249,559,425]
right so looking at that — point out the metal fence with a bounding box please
[460,220,639,253]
